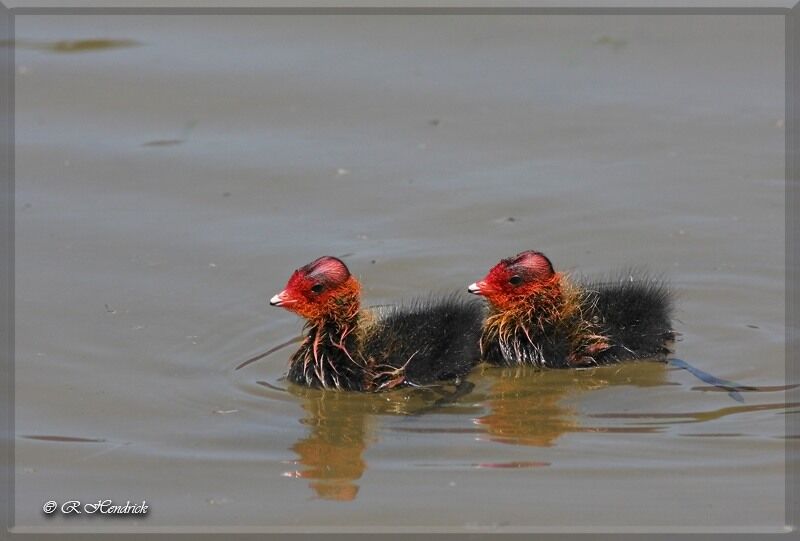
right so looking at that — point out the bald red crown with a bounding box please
[298,256,351,286]
[271,256,359,319]
[470,250,558,309]
[502,251,554,280]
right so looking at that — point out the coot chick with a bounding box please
[271,256,484,391]
[467,250,674,368]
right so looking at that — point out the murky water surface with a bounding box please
[14,14,787,532]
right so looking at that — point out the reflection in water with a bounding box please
[284,389,372,501]
[475,362,669,447]
[273,362,794,500]
[285,384,464,501]
[282,363,672,500]
[281,363,797,500]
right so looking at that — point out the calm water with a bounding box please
[14,14,788,532]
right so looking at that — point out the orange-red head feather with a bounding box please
[468,251,559,311]
[271,256,361,322]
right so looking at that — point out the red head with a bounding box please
[468,251,559,310]
[270,256,360,321]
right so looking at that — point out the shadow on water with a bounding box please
[7,38,140,53]
[141,120,198,148]
[690,383,800,394]
[20,435,107,443]
[236,335,303,371]
[590,401,800,424]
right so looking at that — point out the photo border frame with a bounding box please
[0,2,796,539]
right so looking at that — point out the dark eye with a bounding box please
[509,275,523,286]
[310,283,324,294]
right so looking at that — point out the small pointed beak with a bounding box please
[468,281,486,295]
[269,290,291,306]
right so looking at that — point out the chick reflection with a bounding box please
[286,383,454,501]
[475,362,669,447]
[283,363,669,498]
